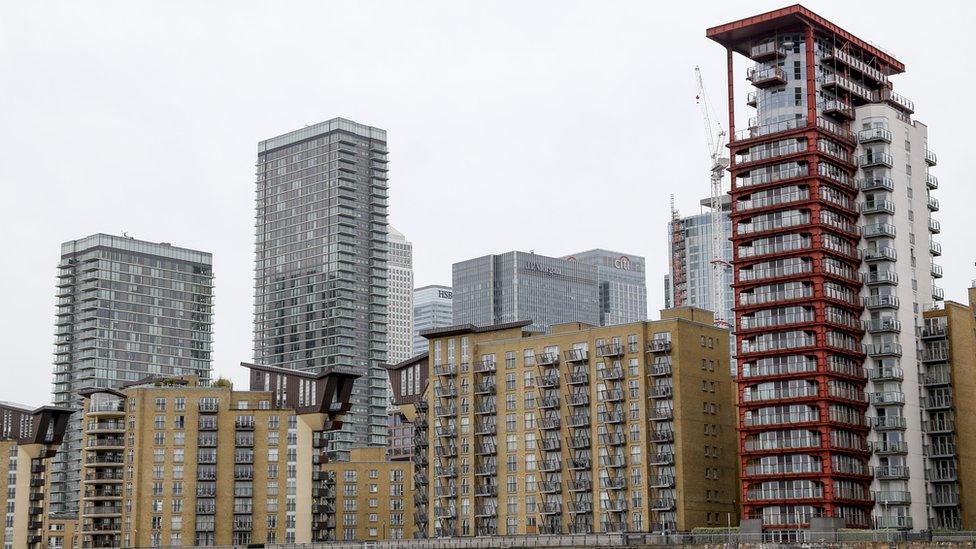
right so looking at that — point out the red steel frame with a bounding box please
[707,5,906,530]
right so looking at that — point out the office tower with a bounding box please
[562,249,649,325]
[384,353,428,462]
[75,363,358,548]
[387,227,414,364]
[666,197,733,322]
[413,286,454,355]
[452,251,601,332]
[708,5,943,534]
[254,118,391,459]
[920,287,976,530]
[0,402,71,549]
[51,234,213,514]
[416,309,738,537]
[321,447,415,541]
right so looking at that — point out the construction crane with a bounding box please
[694,66,731,329]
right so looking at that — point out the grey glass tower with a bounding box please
[254,118,389,458]
[51,234,213,514]
[562,249,648,325]
[412,285,453,354]
[452,251,600,332]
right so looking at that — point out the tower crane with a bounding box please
[694,66,731,329]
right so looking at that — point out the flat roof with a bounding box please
[382,352,429,371]
[258,117,386,154]
[706,4,904,74]
[60,233,212,264]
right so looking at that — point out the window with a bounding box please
[174,397,185,411]
[155,398,166,411]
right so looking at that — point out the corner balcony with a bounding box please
[858,128,892,144]
[747,66,787,88]
[750,42,788,61]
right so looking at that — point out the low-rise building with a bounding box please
[0,401,71,549]
[415,308,739,537]
[321,447,415,540]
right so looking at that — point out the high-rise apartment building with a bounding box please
[414,309,738,537]
[413,286,453,355]
[452,251,600,332]
[74,363,358,548]
[254,118,391,459]
[708,5,943,534]
[51,234,213,514]
[666,197,733,322]
[0,402,71,549]
[562,249,648,325]
[387,227,414,364]
[920,287,976,530]
[320,447,415,541]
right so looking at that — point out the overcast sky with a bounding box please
[2,0,972,405]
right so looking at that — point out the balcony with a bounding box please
[648,385,672,399]
[873,465,910,480]
[872,440,908,454]
[473,380,496,395]
[539,417,560,430]
[858,177,894,192]
[473,360,496,373]
[746,91,757,107]
[921,394,953,410]
[864,319,901,334]
[925,149,938,166]
[434,385,457,398]
[535,353,559,366]
[928,219,941,234]
[540,480,562,494]
[648,452,675,465]
[566,371,589,385]
[647,340,671,353]
[747,66,787,88]
[869,392,905,406]
[872,416,907,430]
[568,480,592,492]
[861,199,895,216]
[598,367,624,381]
[597,343,624,358]
[925,443,957,458]
[649,429,673,443]
[863,223,896,239]
[858,152,893,168]
[922,347,948,363]
[927,173,939,189]
[930,240,942,256]
[863,294,899,310]
[538,373,560,389]
[926,467,958,482]
[821,99,854,120]
[566,393,589,407]
[539,396,560,410]
[874,515,913,530]
[568,457,592,471]
[564,348,589,363]
[750,41,788,61]
[858,128,891,144]
[931,262,943,278]
[864,343,902,358]
[873,491,911,505]
[433,364,456,376]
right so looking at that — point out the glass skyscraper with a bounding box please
[254,118,390,458]
[50,233,213,514]
[562,248,648,325]
[412,285,453,354]
[452,251,601,332]
[386,227,413,364]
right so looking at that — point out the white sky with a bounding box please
[1,0,973,405]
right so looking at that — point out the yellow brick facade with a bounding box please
[78,379,299,547]
[321,447,415,540]
[417,308,738,537]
